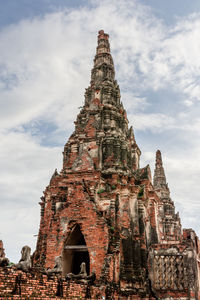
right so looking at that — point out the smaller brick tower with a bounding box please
[153,150,182,242]
[149,150,200,299]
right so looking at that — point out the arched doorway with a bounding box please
[62,224,90,275]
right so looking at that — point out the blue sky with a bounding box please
[1,0,200,28]
[142,0,200,24]
[1,0,200,262]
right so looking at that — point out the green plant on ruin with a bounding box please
[110,226,115,232]
[97,188,105,194]
[138,186,144,199]
[111,185,116,190]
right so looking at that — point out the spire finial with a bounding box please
[96,30,110,55]
[155,149,162,166]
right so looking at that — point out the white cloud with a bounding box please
[0,130,62,261]
[129,113,175,131]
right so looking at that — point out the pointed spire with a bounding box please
[63,31,141,174]
[153,150,168,194]
[153,152,182,242]
[91,30,115,86]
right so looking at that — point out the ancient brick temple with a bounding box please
[31,30,200,299]
[1,30,200,299]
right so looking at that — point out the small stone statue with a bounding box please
[46,256,62,274]
[15,245,31,272]
[66,262,87,279]
[0,240,9,267]
[79,262,87,278]
[66,261,95,282]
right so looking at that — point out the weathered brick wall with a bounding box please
[0,268,61,298]
[0,267,157,299]
[0,265,197,300]
[0,268,104,299]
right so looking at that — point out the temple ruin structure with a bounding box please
[0,30,200,299]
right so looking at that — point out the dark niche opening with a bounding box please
[62,224,90,275]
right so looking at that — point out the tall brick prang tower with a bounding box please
[32,31,200,299]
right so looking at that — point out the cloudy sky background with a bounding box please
[1,0,200,262]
